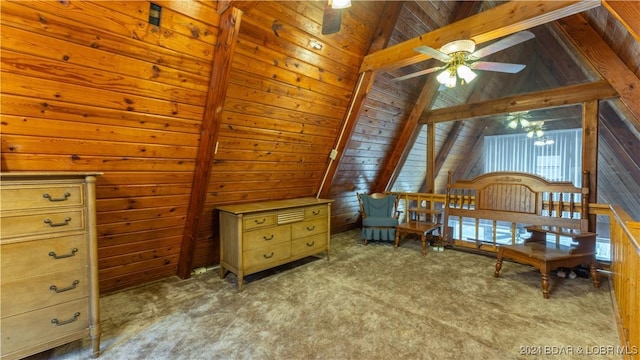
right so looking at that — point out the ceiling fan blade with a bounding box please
[469,31,535,59]
[391,66,443,82]
[470,61,526,73]
[414,45,450,62]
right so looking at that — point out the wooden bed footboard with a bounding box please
[443,171,591,249]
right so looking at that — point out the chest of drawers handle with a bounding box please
[51,312,80,326]
[50,280,80,293]
[263,234,274,241]
[307,225,315,231]
[44,217,72,227]
[49,248,78,259]
[263,252,274,259]
[43,192,71,202]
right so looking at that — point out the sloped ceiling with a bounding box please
[327,0,640,231]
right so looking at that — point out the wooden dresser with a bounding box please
[218,197,333,290]
[1,172,101,359]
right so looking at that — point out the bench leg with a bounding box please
[421,234,427,256]
[494,250,503,278]
[590,262,600,288]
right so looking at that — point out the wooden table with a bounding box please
[394,221,441,256]
[494,225,599,298]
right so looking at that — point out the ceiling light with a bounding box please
[507,112,531,130]
[527,127,544,138]
[534,137,555,146]
[436,69,457,88]
[456,65,477,84]
[329,0,351,9]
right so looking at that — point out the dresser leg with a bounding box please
[90,324,101,357]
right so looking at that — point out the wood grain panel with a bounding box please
[0,0,215,293]
[1,1,212,75]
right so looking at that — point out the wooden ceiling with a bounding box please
[323,1,640,233]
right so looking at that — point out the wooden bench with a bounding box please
[443,171,599,298]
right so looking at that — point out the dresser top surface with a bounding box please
[218,197,333,215]
[1,172,103,181]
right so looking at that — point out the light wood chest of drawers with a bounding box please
[1,172,101,359]
[218,198,333,290]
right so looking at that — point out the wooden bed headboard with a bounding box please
[443,171,590,246]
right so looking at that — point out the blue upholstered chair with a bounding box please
[357,193,401,244]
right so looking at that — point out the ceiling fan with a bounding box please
[392,31,535,87]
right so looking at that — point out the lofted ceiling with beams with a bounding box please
[327,0,640,232]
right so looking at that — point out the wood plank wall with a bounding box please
[1,0,219,293]
[188,1,386,267]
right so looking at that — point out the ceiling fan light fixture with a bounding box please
[436,69,456,88]
[457,65,477,84]
[527,128,544,138]
[440,39,475,54]
[534,137,555,146]
[329,0,351,9]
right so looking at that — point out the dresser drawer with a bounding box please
[1,268,89,318]
[1,298,90,356]
[291,232,327,256]
[1,208,85,239]
[243,213,276,230]
[243,242,291,271]
[304,205,327,219]
[1,234,87,281]
[1,184,84,211]
[291,218,328,239]
[243,225,291,251]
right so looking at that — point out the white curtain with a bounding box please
[484,129,583,186]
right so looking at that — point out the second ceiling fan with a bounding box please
[392,31,535,88]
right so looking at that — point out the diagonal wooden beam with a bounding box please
[602,0,640,42]
[178,6,243,279]
[557,14,640,127]
[422,80,618,124]
[360,1,601,73]
[317,1,404,198]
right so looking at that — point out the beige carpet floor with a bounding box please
[29,229,621,360]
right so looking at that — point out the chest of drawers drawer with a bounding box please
[2,267,89,318]
[243,225,291,251]
[1,184,84,211]
[292,232,328,256]
[1,298,90,356]
[1,233,87,280]
[1,209,85,239]
[243,242,292,271]
[291,218,327,239]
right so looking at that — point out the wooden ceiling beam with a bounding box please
[602,1,640,42]
[422,80,618,124]
[360,1,601,73]
[558,14,640,127]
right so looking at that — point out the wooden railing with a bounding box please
[605,205,639,359]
